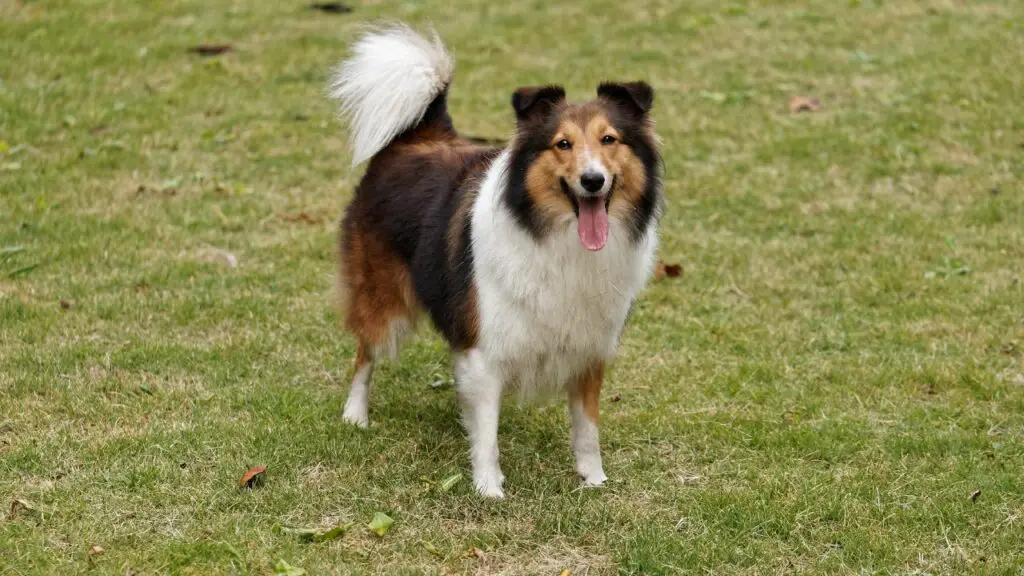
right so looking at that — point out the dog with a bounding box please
[329,25,663,498]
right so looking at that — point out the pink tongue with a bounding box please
[577,198,609,251]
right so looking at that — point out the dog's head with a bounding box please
[505,82,661,251]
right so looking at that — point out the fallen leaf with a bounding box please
[281,522,356,543]
[970,489,981,503]
[653,262,682,280]
[279,526,319,539]
[367,512,394,537]
[89,125,109,135]
[238,466,266,489]
[611,393,622,402]
[788,96,821,113]
[468,547,485,559]
[190,44,233,57]
[10,498,38,519]
[560,570,572,576]
[60,299,72,310]
[439,473,463,492]
[88,545,105,557]
[421,540,442,557]
[309,2,353,13]
[314,523,355,542]
[278,212,322,224]
[8,263,40,278]
[273,559,306,576]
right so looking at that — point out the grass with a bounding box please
[1,0,1023,573]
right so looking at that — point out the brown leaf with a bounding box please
[970,489,981,503]
[60,299,72,310]
[88,545,105,557]
[467,547,485,559]
[788,96,821,113]
[89,125,109,135]
[190,44,233,57]
[239,466,266,489]
[309,2,352,13]
[654,262,682,281]
[278,212,322,225]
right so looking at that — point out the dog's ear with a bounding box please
[511,85,565,123]
[597,82,654,116]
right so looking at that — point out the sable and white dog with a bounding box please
[330,25,663,498]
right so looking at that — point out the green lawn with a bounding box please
[2,0,1023,574]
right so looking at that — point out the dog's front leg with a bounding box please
[455,349,506,498]
[569,361,607,486]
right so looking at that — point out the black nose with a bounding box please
[580,172,605,193]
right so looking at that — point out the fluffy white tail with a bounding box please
[329,25,454,165]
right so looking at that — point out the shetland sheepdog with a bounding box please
[330,25,662,498]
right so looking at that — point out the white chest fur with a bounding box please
[469,151,658,399]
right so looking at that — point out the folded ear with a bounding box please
[511,85,566,122]
[597,81,654,116]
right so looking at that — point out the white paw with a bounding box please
[341,401,368,428]
[473,469,506,499]
[578,462,607,486]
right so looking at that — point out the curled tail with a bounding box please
[329,25,455,165]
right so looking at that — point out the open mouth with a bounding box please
[560,176,615,251]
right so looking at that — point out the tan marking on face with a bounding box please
[524,107,648,226]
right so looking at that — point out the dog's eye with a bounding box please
[600,135,617,145]
[555,139,572,150]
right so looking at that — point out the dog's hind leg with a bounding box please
[342,343,374,427]
[337,222,419,428]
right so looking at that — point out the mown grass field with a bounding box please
[2,0,1023,574]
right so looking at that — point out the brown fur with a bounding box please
[339,219,420,353]
[523,106,649,228]
[570,361,605,423]
[338,103,500,356]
